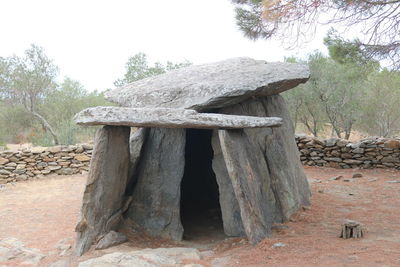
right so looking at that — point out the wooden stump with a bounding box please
[340,220,364,239]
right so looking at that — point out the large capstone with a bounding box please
[74,107,283,129]
[105,57,309,111]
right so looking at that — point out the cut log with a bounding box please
[74,106,283,129]
[75,126,131,256]
[340,220,364,239]
[125,128,185,240]
[218,129,274,244]
[211,131,245,237]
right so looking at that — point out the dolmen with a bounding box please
[73,57,311,255]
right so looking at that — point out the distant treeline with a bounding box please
[1,42,399,146]
[0,47,189,146]
[283,33,400,139]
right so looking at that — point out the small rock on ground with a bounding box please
[55,237,73,256]
[329,175,343,181]
[49,259,70,267]
[211,256,231,267]
[272,242,286,248]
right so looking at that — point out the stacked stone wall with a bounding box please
[296,135,400,169]
[1,136,400,184]
[0,144,93,184]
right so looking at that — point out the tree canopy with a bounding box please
[283,36,400,139]
[232,0,400,69]
[0,45,109,146]
[0,45,60,144]
[114,52,191,87]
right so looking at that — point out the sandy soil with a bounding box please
[1,167,400,266]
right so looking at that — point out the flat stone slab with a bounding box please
[78,247,202,267]
[105,57,309,111]
[74,106,283,129]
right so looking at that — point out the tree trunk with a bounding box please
[30,110,59,145]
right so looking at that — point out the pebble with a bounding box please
[329,175,343,181]
[272,242,286,248]
[386,180,400,183]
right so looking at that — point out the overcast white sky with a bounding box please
[1,0,328,91]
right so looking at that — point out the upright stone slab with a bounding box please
[211,131,245,237]
[126,128,186,240]
[126,128,149,194]
[218,96,310,222]
[75,126,131,256]
[261,95,311,217]
[218,129,274,244]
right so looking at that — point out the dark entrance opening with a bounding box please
[180,129,225,241]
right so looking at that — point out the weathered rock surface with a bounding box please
[0,145,92,184]
[0,237,45,265]
[105,57,309,111]
[75,107,283,129]
[55,237,73,256]
[384,139,400,149]
[0,157,9,165]
[127,128,149,193]
[78,252,159,267]
[78,247,202,267]
[49,259,70,267]
[75,126,131,256]
[211,132,245,237]
[259,95,311,219]
[95,231,128,250]
[297,136,400,169]
[126,128,185,240]
[218,96,311,222]
[219,129,274,244]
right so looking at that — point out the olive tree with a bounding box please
[0,45,60,144]
[115,52,191,86]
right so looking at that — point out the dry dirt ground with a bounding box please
[1,166,400,266]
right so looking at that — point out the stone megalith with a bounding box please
[75,126,131,256]
[74,57,311,255]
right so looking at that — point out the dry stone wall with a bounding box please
[0,144,93,184]
[1,135,399,184]
[296,135,400,169]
